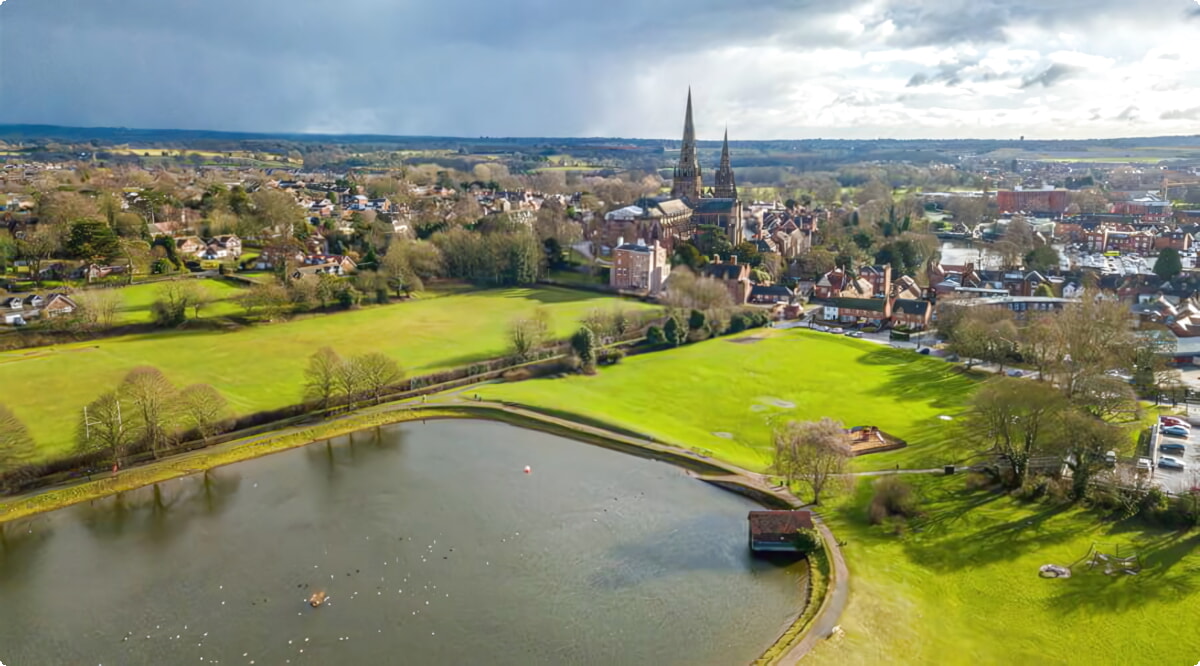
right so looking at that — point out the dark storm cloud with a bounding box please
[0,0,861,135]
[1020,64,1079,89]
[879,0,1139,47]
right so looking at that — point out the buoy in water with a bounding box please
[523,466,531,474]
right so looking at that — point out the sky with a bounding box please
[2,0,1200,141]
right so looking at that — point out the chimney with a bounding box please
[617,236,624,248]
[637,238,646,247]
[713,254,721,263]
[730,255,738,265]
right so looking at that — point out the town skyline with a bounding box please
[3,0,1200,141]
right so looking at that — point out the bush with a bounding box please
[868,476,919,525]
[727,314,747,334]
[793,527,822,554]
[645,325,665,345]
[597,348,624,366]
[150,298,187,327]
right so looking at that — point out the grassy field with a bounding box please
[805,474,1200,666]
[0,286,652,456]
[113,279,247,325]
[478,329,978,473]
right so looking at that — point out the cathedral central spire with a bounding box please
[671,88,702,201]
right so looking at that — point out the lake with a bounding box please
[0,420,805,665]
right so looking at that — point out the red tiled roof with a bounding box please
[748,510,814,542]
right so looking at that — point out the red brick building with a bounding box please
[997,189,1069,215]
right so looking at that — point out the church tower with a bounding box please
[714,127,737,199]
[671,88,703,201]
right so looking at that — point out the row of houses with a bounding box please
[0,292,78,325]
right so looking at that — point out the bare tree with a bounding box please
[119,367,178,458]
[336,357,366,407]
[77,391,133,467]
[179,384,229,440]
[662,268,734,313]
[352,353,405,405]
[961,377,1066,487]
[509,308,553,361]
[772,418,851,505]
[304,347,344,409]
[74,288,122,329]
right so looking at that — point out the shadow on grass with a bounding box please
[903,502,1078,572]
[855,347,977,411]
[1045,529,1200,615]
[497,286,616,306]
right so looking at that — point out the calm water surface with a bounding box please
[0,420,805,665]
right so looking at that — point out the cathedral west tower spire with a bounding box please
[714,126,737,199]
[671,88,703,201]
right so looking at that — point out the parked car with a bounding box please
[1162,425,1191,438]
[830,327,844,334]
[1006,369,1025,377]
[1135,457,1154,473]
[848,331,863,338]
[1104,450,1117,466]
[1158,456,1187,471]
[1159,442,1187,455]
[917,347,931,355]
[1160,416,1189,428]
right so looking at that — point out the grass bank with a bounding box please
[479,328,978,473]
[113,278,247,325]
[1,286,653,456]
[805,474,1200,666]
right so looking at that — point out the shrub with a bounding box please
[597,348,624,366]
[688,309,706,331]
[868,476,920,525]
[727,314,747,334]
[150,298,187,327]
[645,325,665,345]
[793,527,822,554]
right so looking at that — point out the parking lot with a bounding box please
[1149,420,1200,495]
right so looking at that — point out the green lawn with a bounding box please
[478,329,978,473]
[1,286,653,456]
[113,279,248,324]
[806,474,1200,666]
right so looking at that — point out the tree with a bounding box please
[795,247,837,280]
[251,189,305,237]
[671,241,704,271]
[1057,409,1130,500]
[662,268,734,313]
[78,391,133,467]
[1019,314,1058,381]
[1033,283,1056,298]
[74,289,122,330]
[16,226,62,287]
[65,218,121,262]
[946,306,1017,368]
[352,353,404,405]
[0,404,36,483]
[1050,298,1137,399]
[240,283,291,320]
[335,356,366,406]
[150,280,203,327]
[693,225,733,259]
[509,310,552,361]
[646,325,665,345]
[120,366,178,458]
[663,315,684,347]
[962,378,1066,487]
[304,347,343,409]
[1154,248,1183,281]
[1024,245,1061,273]
[179,384,228,440]
[772,418,851,504]
[570,326,597,372]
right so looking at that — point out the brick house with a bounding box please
[610,240,671,293]
[702,255,752,305]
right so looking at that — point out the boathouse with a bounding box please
[748,510,814,553]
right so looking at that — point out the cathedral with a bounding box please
[601,89,743,251]
[669,88,742,243]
